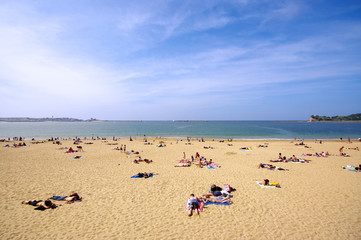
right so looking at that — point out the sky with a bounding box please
[0,0,360,120]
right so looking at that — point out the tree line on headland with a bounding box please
[309,113,361,122]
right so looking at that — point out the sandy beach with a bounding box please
[0,138,360,239]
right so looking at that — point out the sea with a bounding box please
[1,121,361,140]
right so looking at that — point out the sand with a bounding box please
[0,138,360,239]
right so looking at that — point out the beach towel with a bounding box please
[185,198,203,212]
[342,166,358,172]
[256,181,278,188]
[207,165,216,169]
[131,174,154,178]
[71,156,83,159]
[343,168,357,172]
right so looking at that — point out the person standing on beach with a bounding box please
[183,152,186,160]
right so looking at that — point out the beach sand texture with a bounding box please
[1,139,360,239]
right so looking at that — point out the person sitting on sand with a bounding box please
[203,184,223,197]
[22,199,62,209]
[339,146,344,156]
[66,147,77,153]
[188,194,201,216]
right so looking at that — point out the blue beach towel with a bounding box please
[207,166,216,169]
[71,156,83,159]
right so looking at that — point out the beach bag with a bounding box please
[223,184,231,192]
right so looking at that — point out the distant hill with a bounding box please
[309,113,361,122]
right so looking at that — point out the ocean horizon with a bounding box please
[1,121,361,140]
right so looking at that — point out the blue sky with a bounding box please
[0,0,360,120]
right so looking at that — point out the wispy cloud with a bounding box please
[0,0,360,119]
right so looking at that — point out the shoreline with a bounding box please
[2,137,359,142]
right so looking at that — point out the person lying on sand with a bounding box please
[201,196,232,204]
[270,156,286,162]
[258,163,288,170]
[51,193,82,203]
[22,199,62,209]
[175,162,191,167]
[262,179,281,187]
[258,163,276,169]
[347,147,359,151]
[136,172,158,178]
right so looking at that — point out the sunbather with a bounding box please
[258,163,276,169]
[262,179,280,187]
[201,196,232,204]
[136,172,158,178]
[51,193,82,203]
[22,199,62,209]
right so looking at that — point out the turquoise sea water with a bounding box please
[1,121,361,140]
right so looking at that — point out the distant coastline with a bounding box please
[0,117,143,123]
[1,116,361,123]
